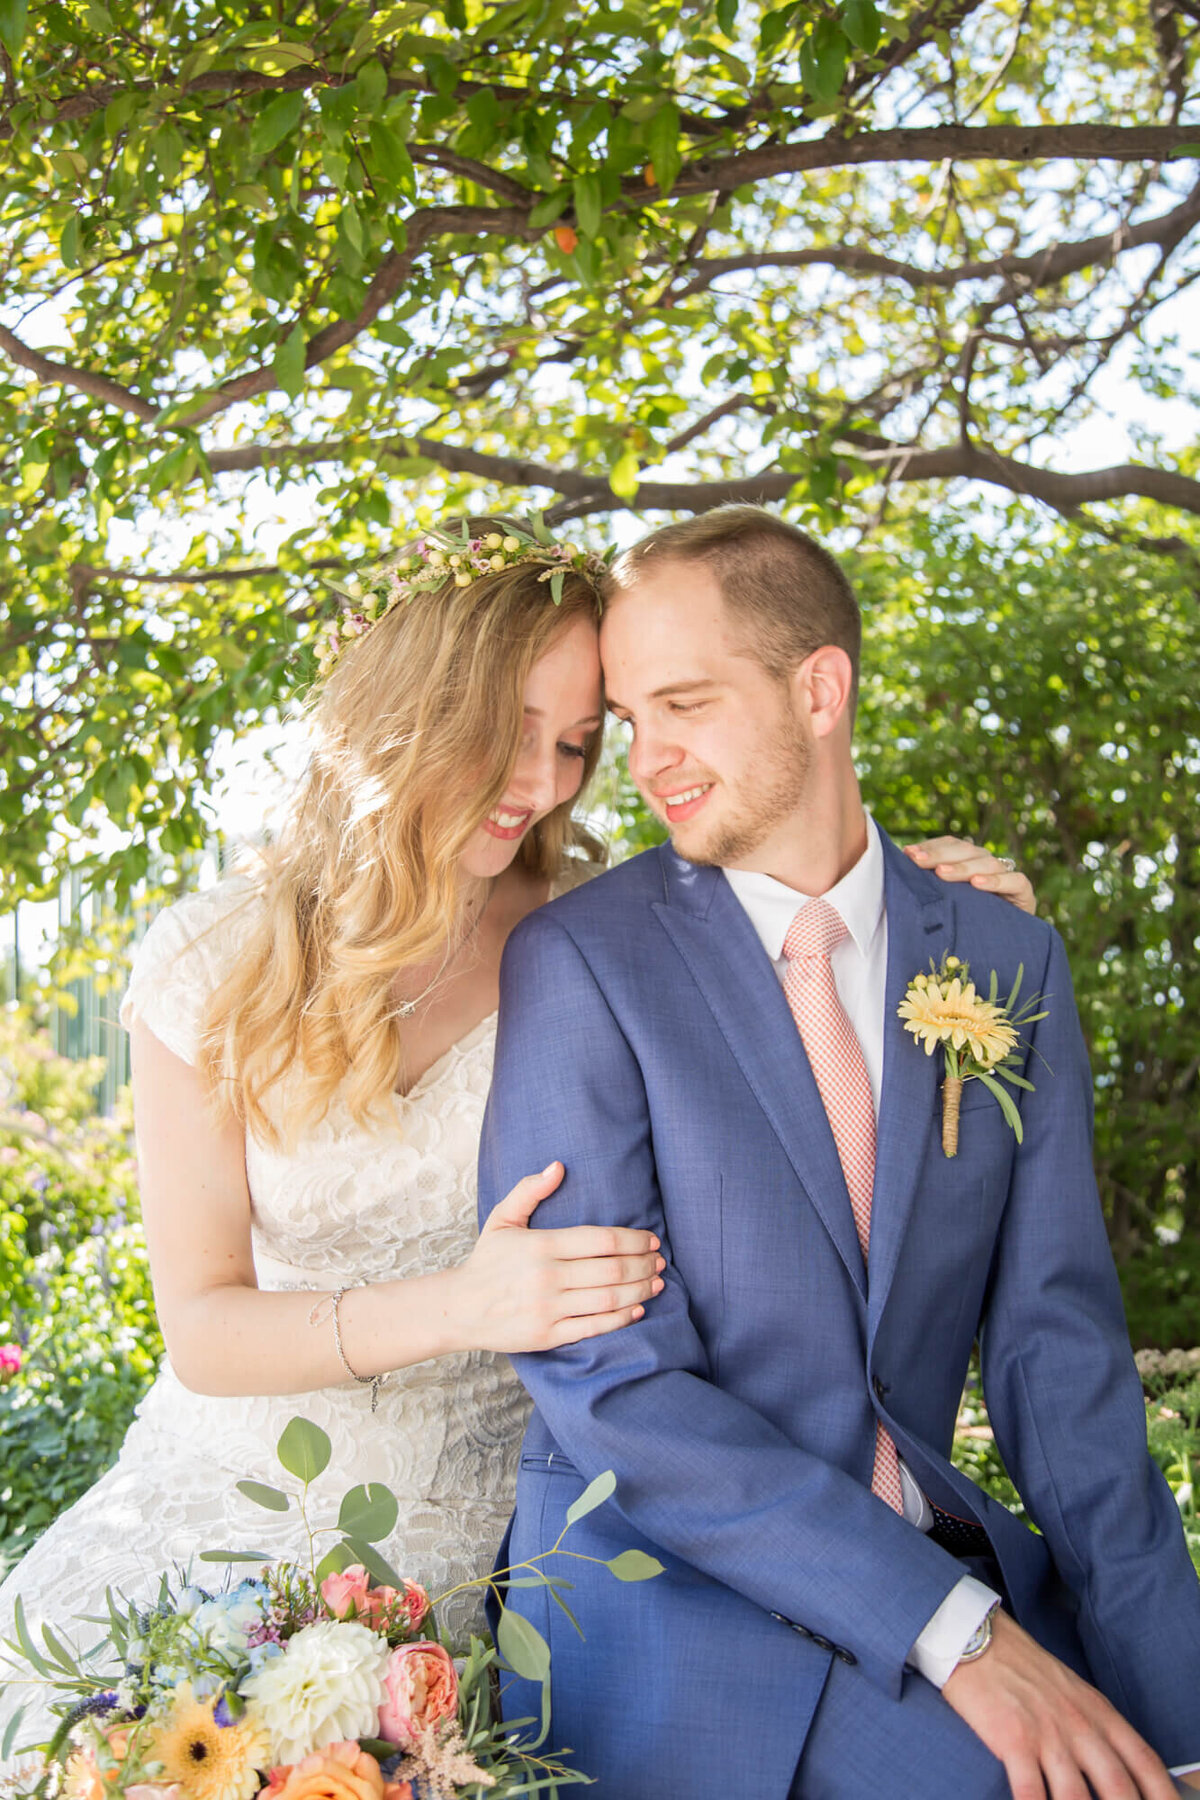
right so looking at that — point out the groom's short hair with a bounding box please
[603,505,861,700]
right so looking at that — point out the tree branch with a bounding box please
[666,177,1200,302]
[173,203,538,429]
[648,123,1200,207]
[0,322,157,421]
[407,145,533,204]
[842,435,1200,515]
[203,430,1200,524]
[69,558,346,590]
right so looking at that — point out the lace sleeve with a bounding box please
[118,883,253,1066]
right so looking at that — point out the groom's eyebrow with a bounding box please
[608,678,721,709]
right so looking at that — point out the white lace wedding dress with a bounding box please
[0,876,555,1752]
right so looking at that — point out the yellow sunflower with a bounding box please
[898,976,1019,1068]
[149,1687,270,1800]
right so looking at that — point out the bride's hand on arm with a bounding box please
[131,1021,663,1396]
[453,1162,665,1354]
[904,834,1037,915]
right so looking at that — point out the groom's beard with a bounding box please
[667,713,811,868]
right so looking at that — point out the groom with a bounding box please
[477,507,1200,1798]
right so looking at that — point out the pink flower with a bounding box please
[320,1566,372,1623]
[0,1344,21,1378]
[125,1786,183,1800]
[395,1581,429,1632]
[320,1567,429,1635]
[378,1642,457,1748]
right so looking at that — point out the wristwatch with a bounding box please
[957,1598,1003,1665]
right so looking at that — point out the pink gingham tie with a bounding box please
[782,897,905,1515]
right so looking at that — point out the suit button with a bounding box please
[873,1375,889,1400]
[811,1634,834,1651]
[835,1648,857,1666]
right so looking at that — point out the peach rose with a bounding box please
[378,1642,457,1748]
[320,1568,429,1635]
[320,1567,372,1623]
[125,1786,182,1800]
[263,1740,411,1800]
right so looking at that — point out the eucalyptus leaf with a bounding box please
[546,1582,587,1638]
[315,1541,360,1583]
[565,1468,616,1526]
[236,1478,291,1513]
[605,1548,664,1581]
[197,1549,276,1563]
[337,1482,400,1543]
[340,1534,407,1589]
[276,1416,332,1482]
[496,1605,551,1681]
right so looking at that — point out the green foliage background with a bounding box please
[2,0,1199,896]
[0,1016,161,1577]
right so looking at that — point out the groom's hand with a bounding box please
[943,1611,1178,1800]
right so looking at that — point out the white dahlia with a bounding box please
[240,1620,389,1764]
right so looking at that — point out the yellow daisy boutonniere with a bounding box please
[898,953,1048,1155]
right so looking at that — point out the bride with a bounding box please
[0,517,1032,1750]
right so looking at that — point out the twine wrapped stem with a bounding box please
[942,1075,964,1156]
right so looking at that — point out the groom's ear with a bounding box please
[791,645,855,741]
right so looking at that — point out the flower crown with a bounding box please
[314,518,609,677]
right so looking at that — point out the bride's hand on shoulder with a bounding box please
[459,1164,665,1354]
[904,834,1037,915]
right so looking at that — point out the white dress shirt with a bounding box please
[723,817,997,1687]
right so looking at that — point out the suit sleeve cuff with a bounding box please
[906,1576,1001,1689]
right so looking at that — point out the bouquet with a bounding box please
[2,1418,660,1800]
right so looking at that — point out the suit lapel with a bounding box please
[866,832,952,1330]
[651,848,867,1298]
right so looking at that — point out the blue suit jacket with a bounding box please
[478,831,1200,1798]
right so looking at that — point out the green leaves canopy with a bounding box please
[1,0,1199,890]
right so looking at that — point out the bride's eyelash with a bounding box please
[558,742,587,760]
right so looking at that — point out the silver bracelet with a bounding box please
[313,1286,385,1414]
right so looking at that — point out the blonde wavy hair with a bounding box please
[199,518,605,1145]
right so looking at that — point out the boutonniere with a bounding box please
[898,953,1048,1156]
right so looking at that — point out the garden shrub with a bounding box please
[0,1009,160,1577]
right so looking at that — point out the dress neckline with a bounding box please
[391,1009,499,1104]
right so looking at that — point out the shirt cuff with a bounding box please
[907,1576,1001,1689]
[1169,1763,1200,1779]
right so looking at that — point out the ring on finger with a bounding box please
[997,856,1016,873]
